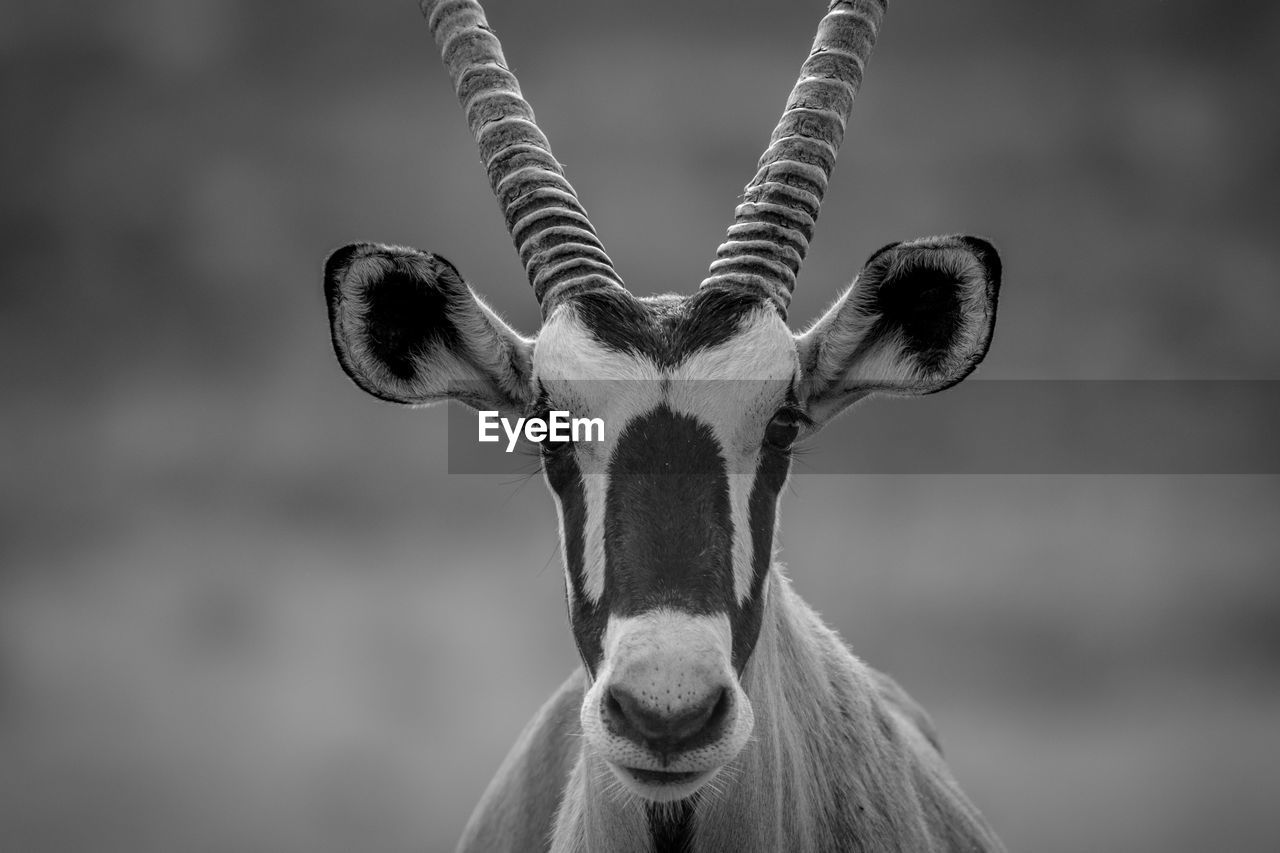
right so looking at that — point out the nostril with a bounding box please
[603,686,629,731]
[604,684,664,740]
[677,686,725,738]
[603,684,733,756]
[704,687,730,733]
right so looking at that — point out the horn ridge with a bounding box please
[701,0,888,315]
[420,0,626,312]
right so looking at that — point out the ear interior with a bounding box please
[324,242,533,410]
[798,235,1001,422]
[858,235,1000,390]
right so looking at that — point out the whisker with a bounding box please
[535,537,560,579]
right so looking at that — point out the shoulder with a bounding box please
[866,667,1006,852]
[867,666,944,754]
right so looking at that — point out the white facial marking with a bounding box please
[580,610,754,802]
[535,308,664,604]
[580,472,607,602]
[535,304,798,607]
[667,309,796,602]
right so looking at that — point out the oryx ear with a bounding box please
[796,235,1001,426]
[324,242,535,413]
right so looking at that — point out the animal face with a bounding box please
[324,235,1000,799]
[534,289,798,666]
[533,290,797,799]
[324,0,1001,806]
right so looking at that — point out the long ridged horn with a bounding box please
[701,0,887,315]
[420,0,626,313]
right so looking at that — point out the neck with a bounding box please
[551,569,936,853]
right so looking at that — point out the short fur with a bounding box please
[324,3,1008,851]
[326,248,1006,850]
[797,236,1002,425]
[324,242,534,414]
[458,571,1003,853]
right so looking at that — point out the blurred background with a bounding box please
[3,0,1278,850]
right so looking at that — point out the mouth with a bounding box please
[626,767,703,785]
[611,763,716,801]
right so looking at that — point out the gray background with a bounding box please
[3,1,1278,851]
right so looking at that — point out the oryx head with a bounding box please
[324,0,1000,803]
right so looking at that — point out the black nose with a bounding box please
[603,684,731,760]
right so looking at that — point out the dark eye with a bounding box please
[763,409,802,451]
[537,408,575,455]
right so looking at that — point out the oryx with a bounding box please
[323,1,1005,850]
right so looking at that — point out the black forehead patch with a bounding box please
[568,287,769,367]
[604,405,733,616]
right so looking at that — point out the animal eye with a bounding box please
[763,409,802,450]
[537,408,575,454]
[542,434,573,453]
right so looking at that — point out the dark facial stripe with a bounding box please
[570,287,769,367]
[731,444,792,670]
[542,444,607,675]
[604,405,734,617]
[549,399,793,676]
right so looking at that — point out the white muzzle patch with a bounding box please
[580,610,755,802]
